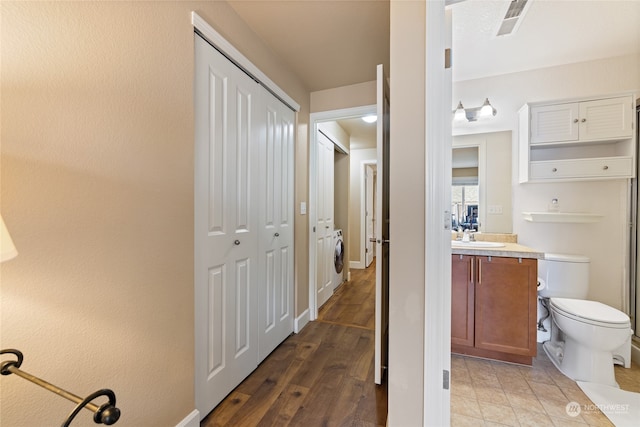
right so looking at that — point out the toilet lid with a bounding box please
[551,298,630,325]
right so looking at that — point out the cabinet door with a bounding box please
[474,257,537,356]
[530,103,579,144]
[579,96,634,141]
[451,255,474,347]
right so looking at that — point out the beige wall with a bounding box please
[311,80,376,113]
[0,2,309,426]
[453,54,640,311]
[388,0,426,425]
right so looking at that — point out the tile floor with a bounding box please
[451,343,640,426]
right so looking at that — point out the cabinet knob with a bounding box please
[274,232,280,237]
[603,165,609,170]
[573,118,579,123]
[552,168,558,172]
[581,118,586,123]
[234,240,240,246]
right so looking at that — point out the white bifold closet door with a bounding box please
[194,34,294,418]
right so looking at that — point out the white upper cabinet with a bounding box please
[519,94,636,183]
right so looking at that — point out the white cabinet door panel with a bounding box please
[579,96,634,141]
[530,103,579,144]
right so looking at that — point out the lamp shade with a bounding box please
[1,215,18,262]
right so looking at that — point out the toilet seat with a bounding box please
[550,297,630,328]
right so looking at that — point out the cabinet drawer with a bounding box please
[530,157,633,180]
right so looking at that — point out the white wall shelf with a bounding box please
[522,212,603,223]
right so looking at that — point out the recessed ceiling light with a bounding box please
[362,115,377,123]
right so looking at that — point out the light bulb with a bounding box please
[480,98,494,117]
[453,101,466,122]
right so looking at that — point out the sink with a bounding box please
[451,241,505,248]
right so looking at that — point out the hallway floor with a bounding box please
[201,262,387,426]
[201,260,640,427]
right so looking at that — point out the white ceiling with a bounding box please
[227,0,640,148]
[451,0,640,82]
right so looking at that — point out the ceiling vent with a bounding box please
[496,0,531,36]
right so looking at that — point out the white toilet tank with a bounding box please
[538,253,590,299]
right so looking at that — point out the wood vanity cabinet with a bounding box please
[451,254,538,365]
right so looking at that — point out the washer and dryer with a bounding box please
[333,229,345,289]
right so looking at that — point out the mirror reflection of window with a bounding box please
[452,147,479,231]
[451,185,478,231]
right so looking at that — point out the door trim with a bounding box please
[360,160,377,269]
[423,3,451,426]
[308,105,376,320]
[191,12,300,112]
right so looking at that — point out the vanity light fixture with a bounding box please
[361,115,377,123]
[452,98,497,122]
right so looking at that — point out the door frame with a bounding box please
[361,160,377,268]
[308,105,376,321]
[423,3,452,425]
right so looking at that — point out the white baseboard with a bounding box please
[294,308,309,333]
[176,409,199,427]
[349,260,365,269]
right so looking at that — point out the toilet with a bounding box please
[538,253,632,387]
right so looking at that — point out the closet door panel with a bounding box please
[194,34,259,416]
[258,89,294,360]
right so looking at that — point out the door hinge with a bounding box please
[443,369,450,390]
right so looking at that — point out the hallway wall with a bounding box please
[0,2,308,425]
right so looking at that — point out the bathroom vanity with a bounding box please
[451,242,544,365]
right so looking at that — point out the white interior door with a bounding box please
[365,164,375,267]
[258,90,295,360]
[375,64,390,385]
[194,34,259,415]
[316,131,335,308]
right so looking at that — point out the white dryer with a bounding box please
[333,229,345,289]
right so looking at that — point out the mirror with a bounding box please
[452,131,512,233]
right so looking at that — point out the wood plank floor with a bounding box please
[201,262,387,427]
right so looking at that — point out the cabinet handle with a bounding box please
[573,118,579,123]
[552,167,558,172]
[603,165,609,170]
[478,259,482,284]
[581,118,586,123]
[470,257,474,284]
